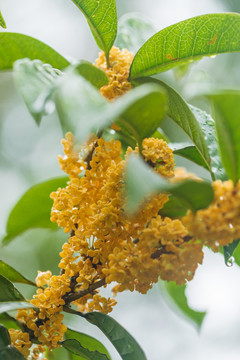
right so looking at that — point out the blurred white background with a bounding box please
[1,1,240,359]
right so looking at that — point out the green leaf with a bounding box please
[65,328,111,360]
[162,281,206,330]
[71,0,117,62]
[55,72,110,143]
[223,239,240,266]
[125,154,214,214]
[0,346,26,359]
[158,195,189,218]
[55,71,167,145]
[132,78,212,174]
[210,91,240,183]
[84,312,147,360]
[0,11,6,29]
[0,260,35,287]
[0,325,11,349]
[0,276,24,302]
[171,143,210,170]
[190,105,226,181]
[0,313,20,330]
[73,60,109,89]
[13,58,61,125]
[62,339,110,360]
[116,85,167,143]
[115,13,155,54]
[0,33,69,71]
[130,13,240,78]
[3,177,68,245]
[0,302,34,315]
[231,240,240,267]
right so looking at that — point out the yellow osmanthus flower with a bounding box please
[95,46,134,100]
[50,133,196,312]
[9,329,32,358]
[106,216,203,290]
[142,138,175,177]
[183,179,240,251]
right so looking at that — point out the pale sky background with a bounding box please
[1,1,240,359]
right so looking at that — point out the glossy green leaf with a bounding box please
[223,239,240,266]
[71,0,117,61]
[0,11,6,28]
[231,240,240,267]
[0,33,69,71]
[13,59,61,125]
[210,91,240,183]
[125,154,214,214]
[130,13,240,78]
[0,325,11,349]
[62,339,110,360]
[162,281,206,330]
[115,13,155,54]
[133,78,212,174]
[171,143,209,170]
[0,346,26,359]
[158,195,189,218]
[0,260,35,287]
[73,60,109,88]
[0,302,34,315]
[55,72,167,145]
[3,177,68,245]
[116,85,167,143]
[190,105,226,180]
[0,313,20,330]
[65,328,111,360]
[84,312,147,360]
[0,276,24,302]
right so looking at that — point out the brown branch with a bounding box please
[63,278,106,304]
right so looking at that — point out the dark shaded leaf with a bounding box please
[84,312,147,360]
[116,85,167,143]
[125,154,213,214]
[210,91,240,183]
[0,325,11,349]
[0,276,24,302]
[0,260,35,286]
[0,345,26,359]
[13,58,61,125]
[171,143,210,170]
[66,327,111,360]
[0,33,69,71]
[158,195,189,218]
[223,239,240,266]
[3,177,68,245]
[62,338,110,360]
[161,281,206,330]
[71,0,117,61]
[130,13,240,78]
[115,13,155,54]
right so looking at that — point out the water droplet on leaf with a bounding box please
[227,256,235,267]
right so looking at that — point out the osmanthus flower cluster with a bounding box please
[7,47,240,359]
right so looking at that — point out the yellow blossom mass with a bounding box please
[95,46,134,100]
[183,179,240,251]
[10,46,213,358]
